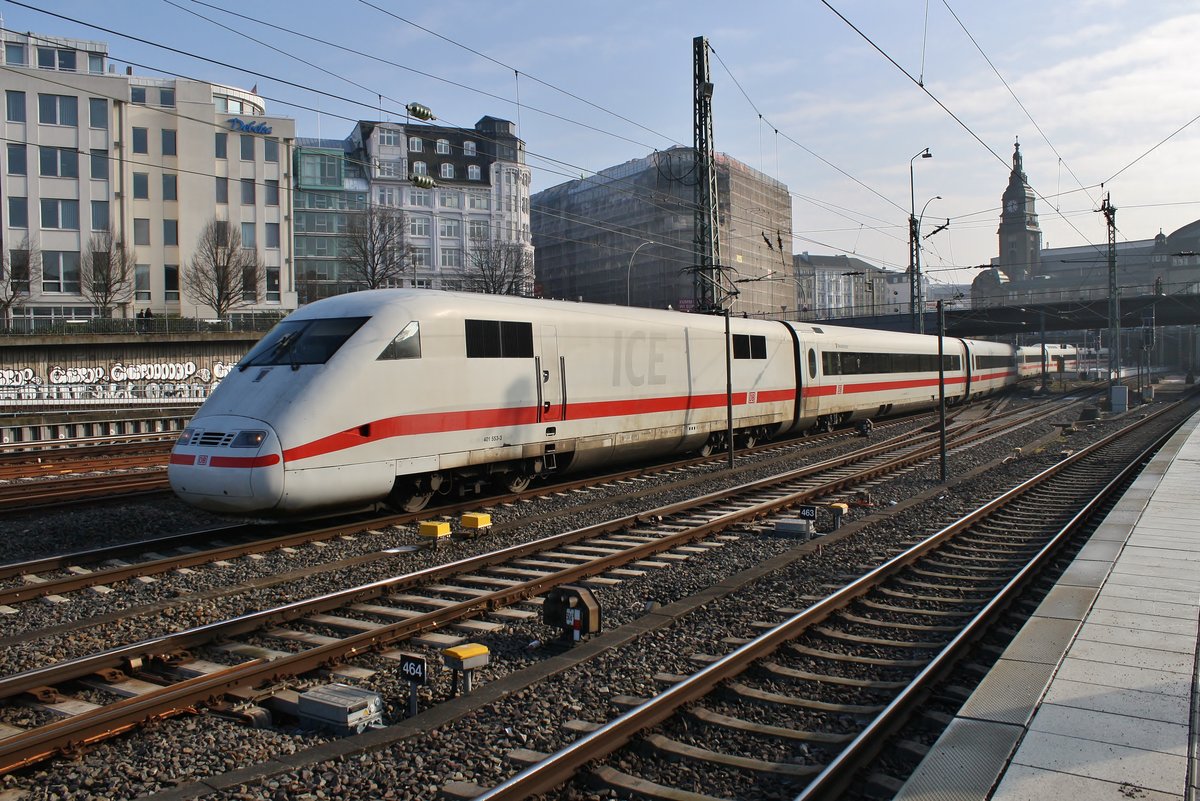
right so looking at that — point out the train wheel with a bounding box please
[503,474,531,493]
[400,491,433,513]
[739,433,758,449]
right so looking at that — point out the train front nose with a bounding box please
[168,416,284,514]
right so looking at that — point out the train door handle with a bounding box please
[543,401,551,413]
[542,370,550,383]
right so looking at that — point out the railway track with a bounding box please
[0,393,1090,775]
[462,397,1189,801]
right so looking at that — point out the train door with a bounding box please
[539,326,564,422]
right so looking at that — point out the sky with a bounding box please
[6,0,1200,294]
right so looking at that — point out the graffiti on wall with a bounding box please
[0,359,240,404]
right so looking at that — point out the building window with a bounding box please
[134,218,150,246]
[135,264,151,301]
[5,91,24,122]
[6,144,26,175]
[8,197,28,228]
[379,128,399,146]
[436,139,450,155]
[133,172,149,199]
[88,53,103,74]
[439,218,461,238]
[132,127,148,154]
[89,97,107,128]
[378,187,397,206]
[468,193,490,210]
[468,164,481,181]
[159,88,175,107]
[266,267,280,302]
[162,129,177,156]
[36,47,55,70]
[409,189,430,207]
[38,94,77,126]
[241,177,255,204]
[440,163,454,180]
[265,179,279,206]
[39,146,77,178]
[264,138,279,163]
[241,222,256,248]
[215,132,228,159]
[5,43,26,66]
[439,191,460,208]
[266,222,280,248]
[440,249,463,269]
[412,247,431,268]
[409,136,423,152]
[412,161,427,176]
[242,265,257,301]
[163,173,177,201]
[463,140,476,157]
[130,86,146,104]
[468,219,489,240]
[410,216,430,237]
[163,219,178,246]
[164,264,179,301]
[216,177,228,204]
[41,199,80,230]
[377,159,398,178]
[43,251,82,294]
[91,200,109,231]
[240,134,254,160]
[89,149,107,180]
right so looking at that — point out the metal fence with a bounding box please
[0,313,285,337]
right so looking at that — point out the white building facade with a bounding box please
[2,31,296,327]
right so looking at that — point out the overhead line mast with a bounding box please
[693,35,723,313]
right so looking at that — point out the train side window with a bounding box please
[378,321,421,360]
[732,334,766,360]
[750,335,766,359]
[466,319,533,358]
[808,348,817,378]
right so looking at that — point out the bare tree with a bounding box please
[80,230,136,317]
[0,234,41,332]
[464,234,532,296]
[184,219,264,319]
[344,204,413,290]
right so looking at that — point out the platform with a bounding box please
[895,411,1200,801]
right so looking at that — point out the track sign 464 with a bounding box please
[399,653,429,685]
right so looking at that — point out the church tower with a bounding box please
[997,139,1042,280]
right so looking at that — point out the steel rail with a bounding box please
[468,398,1184,801]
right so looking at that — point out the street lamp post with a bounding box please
[626,241,652,307]
[909,148,932,333]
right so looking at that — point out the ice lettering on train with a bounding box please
[612,331,667,387]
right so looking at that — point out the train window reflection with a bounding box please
[379,321,421,360]
[239,316,369,370]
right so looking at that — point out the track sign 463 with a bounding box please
[797,505,818,520]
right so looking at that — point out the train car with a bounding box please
[789,323,970,431]
[169,291,1022,517]
[963,339,1019,397]
[1017,344,1078,379]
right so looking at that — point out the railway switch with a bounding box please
[443,643,490,696]
[543,586,601,643]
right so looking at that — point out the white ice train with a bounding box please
[168,290,1019,516]
[1016,343,1079,378]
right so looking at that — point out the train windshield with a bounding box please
[239,316,369,370]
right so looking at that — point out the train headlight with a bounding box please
[177,427,196,446]
[231,430,267,448]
